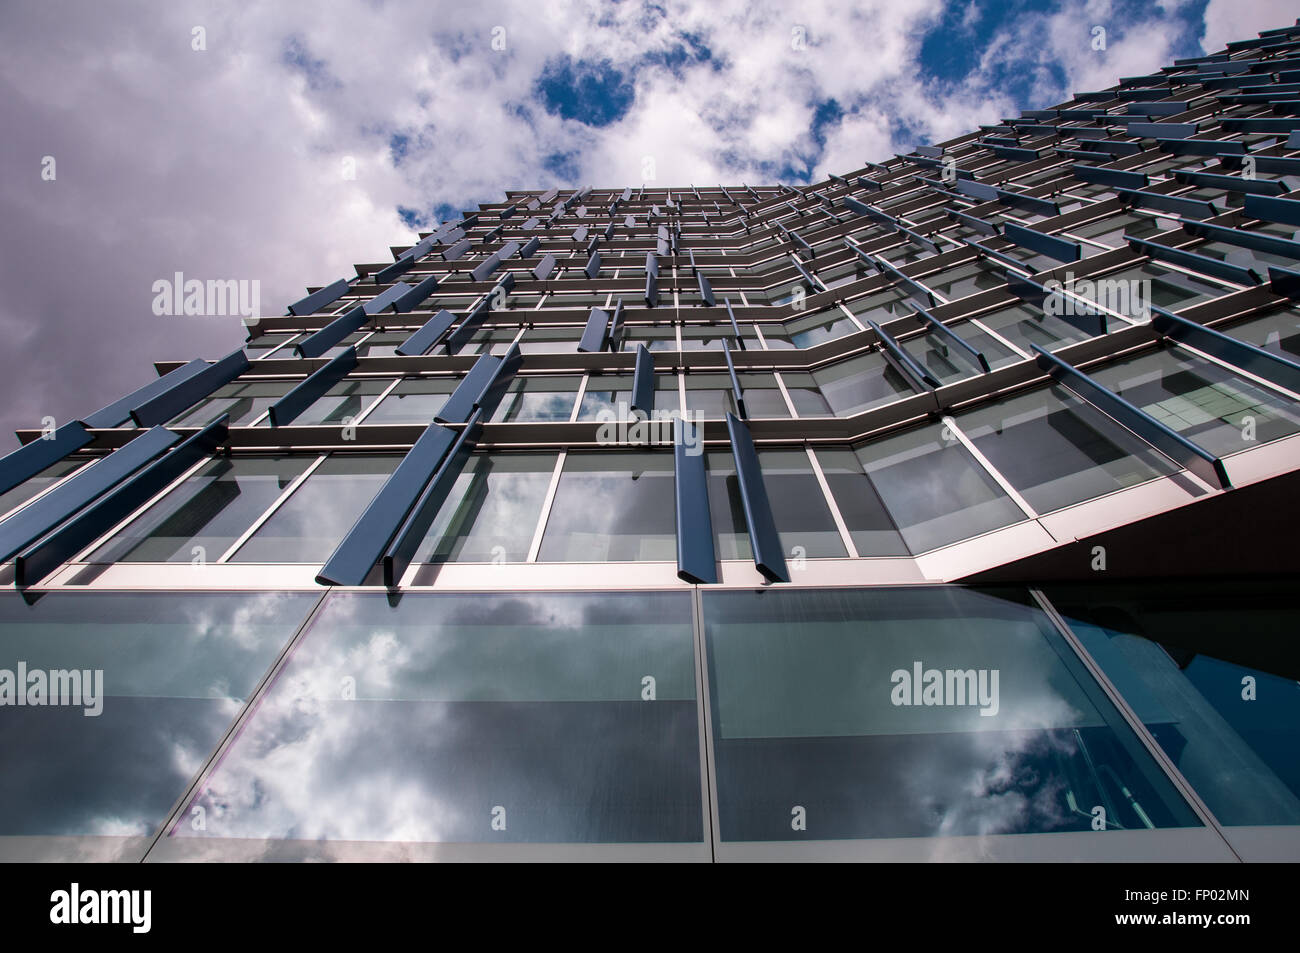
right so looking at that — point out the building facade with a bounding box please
[2,21,1300,862]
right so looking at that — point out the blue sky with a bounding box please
[0,0,1294,448]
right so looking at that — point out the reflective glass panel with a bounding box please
[409,453,556,568]
[230,454,398,563]
[959,385,1181,513]
[0,591,318,860]
[0,458,83,520]
[168,591,704,849]
[87,456,312,563]
[1046,581,1300,828]
[538,452,676,562]
[702,586,1200,842]
[854,421,1025,552]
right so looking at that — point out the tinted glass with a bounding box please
[361,378,455,425]
[538,452,675,561]
[0,458,83,520]
[230,454,398,563]
[855,422,1025,552]
[1046,581,1300,828]
[409,453,556,568]
[0,591,317,860]
[959,385,1181,513]
[166,591,703,850]
[87,456,311,563]
[702,586,1199,842]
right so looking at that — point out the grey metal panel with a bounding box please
[392,273,440,312]
[13,417,229,587]
[373,256,415,285]
[721,340,746,419]
[268,347,358,427]
[1003,222,1082,263]
[381,409,484,588]
[584,251,601,280]
[674,417,716,584]
[1173,169,1286,196]
[435,352,502,424]
[947,209,1000,237]
[0,425,181,563]
[1178,220,1300,261]
[1244,194,1300,226]
[606,298,625,352]
[521,236,541,258]
[578,308,610,353]
[1124,122,1199,138]
[363,282,411,314]
[443,298,490,355]
[396,310,457,357]
[631,344,654,414]
[1127,235,1260,285]
[697,271,716,306]
[498,240,521,260]
[912,306,990,373]
[956,179,999,202]
[1070,164,1149,190]
[1031,344,1231,489]
[130,349,249,427]
[867,319,938,390]
[287,278,350,316]
[315,421,460,586]
[0,422,91,498]
[442,238,472,262]
[725,413,789,583]
[1151,305,1300,395]
[82,360,211,429]
[295,305,369,359]
[1116,187,1218,219]
[533,253,557,281]
[471,253,502,282]
[1157,137,1246,156]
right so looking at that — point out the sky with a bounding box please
[0,0,1295,451]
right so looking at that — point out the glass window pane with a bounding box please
[702,586,1200,842]
[538,452,675,562]
[409,453,556,569]
[491,376,579,422]
[959,386,1181,513]
[1222,309,1300,362]
[705,450,846,559]
[974,302,1095,353]
[170,380,286,428]
[166,591,704,849]
[577,375,633,421]
[361,378,455,426]
[0,458,83,520]
[814,449,909,556]
[812,352,912,416]
[1090,347,1300,455]
[856,421,1025,553]
[229,454,398,563]
[0,591,318,860]
[1046,581,1300,828]
[87,456,312,563]
[293,378,391,426]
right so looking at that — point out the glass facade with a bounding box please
[4,22,1300,862]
